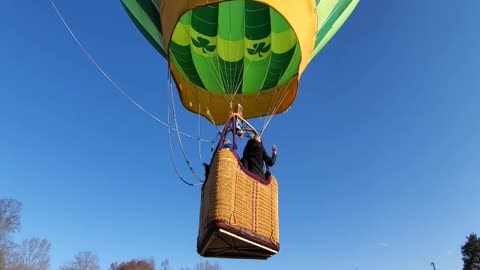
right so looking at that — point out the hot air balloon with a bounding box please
[121,0,359,259]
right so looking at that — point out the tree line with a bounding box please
[4,198,479,270]
[0,199,221,270]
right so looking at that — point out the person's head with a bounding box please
[253,134,261,143]
[223,139,232,148]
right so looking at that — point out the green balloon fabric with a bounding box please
[169,1,300,95]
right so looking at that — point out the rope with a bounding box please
[197,103,204,164]
[168,75,205,183]
[49,0,211,143]
[261,75,295,135]
[166,91,203,187]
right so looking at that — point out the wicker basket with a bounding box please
[197,148,280,259]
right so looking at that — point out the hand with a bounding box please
[272,144,277,155]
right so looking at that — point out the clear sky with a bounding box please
[2,0,480,270]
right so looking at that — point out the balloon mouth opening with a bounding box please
[168,0,301,95]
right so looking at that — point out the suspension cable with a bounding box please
[197,103,205,164]
[49,0,212,144]
[166,92,203,187]
[261,74,295,135]
[168,75,205,182]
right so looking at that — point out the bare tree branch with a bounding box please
[160,259,169,270]
[194,261,221,270]
[0,199,22,270]
[59,251,100,270]
[0,199,22,241]
[9,238,51,270]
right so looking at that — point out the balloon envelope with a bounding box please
[122,0,359,124]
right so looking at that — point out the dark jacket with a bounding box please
[241,139,276,179]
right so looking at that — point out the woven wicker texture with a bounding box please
[198,149,279,246]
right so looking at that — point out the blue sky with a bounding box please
[2,0,480,269]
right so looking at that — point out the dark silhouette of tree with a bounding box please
[109,258,155,270]
[60,251,100,270]
[462,233,480,270]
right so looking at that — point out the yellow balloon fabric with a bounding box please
[122,0,359,124]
